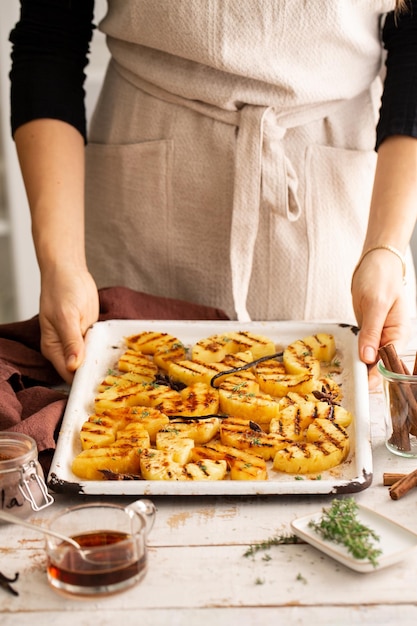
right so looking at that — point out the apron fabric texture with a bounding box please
[85,0,416,323]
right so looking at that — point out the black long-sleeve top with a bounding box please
[9,0,95,142]
[8,0,417,149]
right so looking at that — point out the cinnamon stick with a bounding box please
[411,355,417,435]
[413,353,417,376]
[378,344,417,450]
[389,469,417,500]
[396,353,417,433]
[401,360,411,376]
[400,358,417,435]
[383,472,406,486]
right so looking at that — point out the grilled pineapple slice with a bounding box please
[283,333,336,375]
[306,418,349,454]
[160,417,220,444]
[114,423,150,450]
[184,459,227,481]
[306,333,337,362]
[95,381,183,414]
[168,351,258,391]
[269,393,352,440]
[228,459,266,481]
[147,387,187,416]
[215,376,260,396]
[97,370,155,394]
[117,350,158,380]
[94,380,155,411]
[273,418,349,474]
[272,437,349,475]
[124,331,186,371]
[271,394,318,434]
[97,406,169,443]
[177,382,220,416]
[220,419,292,460]
[72,445,142,480]
[80,415,119,450]
[255,359,317,397]
[168,358,225,387]
[191,442,268,480]
[140,448,227,481]
[269,410,308,442]
[312,402,353,429]
[218,388,280,429]
[212,352,260,393]
[139,448,188,480]
[192,331,276,363]
[156,431,194,464]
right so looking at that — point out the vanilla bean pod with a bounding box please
[0,571,19,596]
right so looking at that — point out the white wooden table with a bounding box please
[2,388,417,626]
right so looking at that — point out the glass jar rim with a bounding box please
[0,432,37,471]
[377,359,417,383]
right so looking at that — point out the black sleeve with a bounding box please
[9,0,95,143]
[376,1,417,149]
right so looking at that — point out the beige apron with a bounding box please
[86,0,416,322]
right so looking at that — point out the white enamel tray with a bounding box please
[291,504,417,572]
[47,320,372,496]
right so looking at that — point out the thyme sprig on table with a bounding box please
[243,533,301,558]
[308,498,382,567]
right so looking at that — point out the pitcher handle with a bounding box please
[125,498,156,533]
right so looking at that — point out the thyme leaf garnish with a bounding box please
[308,498,382,567]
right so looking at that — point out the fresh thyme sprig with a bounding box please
[243,533,301,558]
[308,498,382,567]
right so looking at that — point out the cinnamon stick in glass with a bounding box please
[378,344,412,451]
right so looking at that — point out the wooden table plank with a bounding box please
[2,606,417,626]
[2,529,417,611]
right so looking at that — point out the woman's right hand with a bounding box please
[39,265,100,384]
[13,119,98,384]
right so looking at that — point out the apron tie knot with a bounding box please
[230,106,301,322]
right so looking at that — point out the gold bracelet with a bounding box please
[351,244,407,288]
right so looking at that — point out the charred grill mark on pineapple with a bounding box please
[125,331,186,371]
[307,419,348,449]
[192,331,277,363]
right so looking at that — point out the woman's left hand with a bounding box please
[352,248,411,389]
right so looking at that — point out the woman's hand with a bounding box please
[39,265,100,383]
[14,119,97,383]
[352,248,411,389]
[353,135,417,387]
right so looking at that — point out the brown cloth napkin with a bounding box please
[0,286,229,472]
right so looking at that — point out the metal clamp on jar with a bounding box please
[0,432,54,518]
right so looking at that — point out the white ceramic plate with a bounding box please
[291,504,417,572]
[48,320,372,496]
